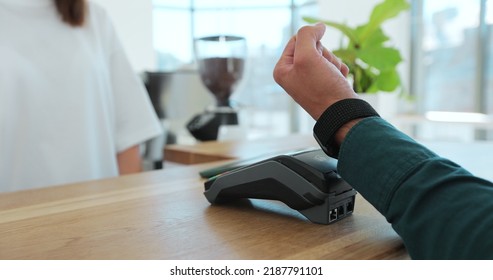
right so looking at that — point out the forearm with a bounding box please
[336,117,493,259]
[117,145,142,174]
[272,22,493,258]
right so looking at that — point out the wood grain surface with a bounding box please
[0,163,407,260]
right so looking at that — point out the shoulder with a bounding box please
[86,1,114,29]
[84,0,120,48]
[87,1,110,18]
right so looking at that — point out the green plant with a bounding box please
[304,0,410,93]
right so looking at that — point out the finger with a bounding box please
[340,62,350,77]
[321,46,349,77]
[294,23,326,61]
[316,41,324,56]
[321,46,339,66]
[274,35,296,83]
[278,35,296,65]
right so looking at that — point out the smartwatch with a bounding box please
[313,98,380,158]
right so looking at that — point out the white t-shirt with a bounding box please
[0,0,163,192]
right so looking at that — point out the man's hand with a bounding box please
[273,23,358,120]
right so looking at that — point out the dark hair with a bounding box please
[54,0,87,27]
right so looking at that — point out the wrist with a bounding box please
[333,118,364,146]
[313,99,379,158]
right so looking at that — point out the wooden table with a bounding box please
[0,134,409,260]
[0,164,405,259]
[164,134,319,164]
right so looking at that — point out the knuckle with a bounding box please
[294,57,312,71]
[273,67,285,84]
[297,25,312,35]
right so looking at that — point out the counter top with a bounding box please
[0,163,406,259]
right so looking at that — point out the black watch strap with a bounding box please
[313,98,380,158]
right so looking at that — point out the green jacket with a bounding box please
[337,117,493,259]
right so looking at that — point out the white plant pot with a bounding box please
[358,92,398,119]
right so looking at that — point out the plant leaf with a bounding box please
[375,69,401,92]
[303,16,360,45]
[352,63,376,93]
[333,49,358,65]
[359,0,410,42]
[356,26,389,48]
[358,46,402,71]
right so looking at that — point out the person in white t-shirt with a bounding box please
[0,0,163,192]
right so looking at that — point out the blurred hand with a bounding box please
[273,23,358,120]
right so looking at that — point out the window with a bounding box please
[412,0,492,114]
[411,0,493,140]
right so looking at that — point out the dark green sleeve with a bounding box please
[337,117,493,259]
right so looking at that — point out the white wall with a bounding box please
[91,0,155,72]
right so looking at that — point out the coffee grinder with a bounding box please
[187,35,246,141]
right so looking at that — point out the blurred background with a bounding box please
[92,0,493,160]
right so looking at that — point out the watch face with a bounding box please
[313,132,339,159]
[313,132,331,156]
